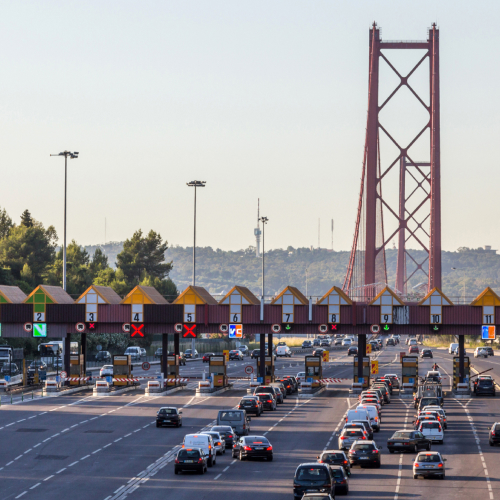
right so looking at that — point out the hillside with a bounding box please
[84,243,500,301]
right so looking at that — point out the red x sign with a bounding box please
[183,324,197,338]
[131,324,144,337]
[331,324,337,331]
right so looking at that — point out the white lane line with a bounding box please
[213,474,221,480]
[43,475,54,481]
[70,424,78,428]
[15,492,27,498]
[29,483,41,490]
[81,455,90,460]
[114,438,122,442]
[24,449,32,454]
[69,461,79,467]
[103,444,112,448]
[6,461,14,466]
[223,466,230,472]
[61,428,70,433]
[92,449,102,454]
[231,460,237,464]
[56,468,66,474]
[6,423,14,427]
[17,419,26,423]
[124,433,132,437]
[14,455,23,460]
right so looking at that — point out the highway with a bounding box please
[0,339,499,500]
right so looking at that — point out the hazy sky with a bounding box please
[1,1,498,252]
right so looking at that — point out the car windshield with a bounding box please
[178,449,200,459]
[159,409,177,415]
[219,411,242,421]
[393,432,412,439]
[185,350,192,354]
[417,454,441,463]
[322,453,345,461]
[421,422,440,429]
[297,468,328,480]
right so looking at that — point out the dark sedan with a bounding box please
[485,347,495,356]
[174,448,208,474]
[317,449,351,476]
[276,378,293,395]
[211,425,236,448]
[330,465,349,494]
[232,435,273,461]
[489,422,500,446]
[420,349,433,358]
[293,463,334,500]
[474,376,496,396]
[251,349,260,359]
[348,441,381,468]
[156,407,182,428]
[387,430,431,453]
[255,393,276,411]
[348,346,358,356]
[312,348,325,357]
[238,396,263,416]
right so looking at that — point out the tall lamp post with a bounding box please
[187,180,206,354]
[259,217,269,375]
[260,216,269,300]
[50,151,79,291]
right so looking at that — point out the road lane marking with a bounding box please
[43,475,53,481]
[56,468,66,474]
[15,492,27,498]
[29,483,41,490]
[69,461,79,467]
[81,455,90,460]
[213,474,221,480]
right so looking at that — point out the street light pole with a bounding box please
[187,181,206,286]
[50,151,79,291]
[260,217,268,299]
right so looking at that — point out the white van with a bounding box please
[276,345,292,357]
[357,404,380,431]
[342,338,352,347]
[183,434,216,466]
[448,343,458,354]
[345,408,370,426]
[124,346,141,361]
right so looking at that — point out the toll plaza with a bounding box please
[209,355,227,387]
[256,355,275,385]
[453,356,470,390]
[69,354,85,385]
[401,355,418,393]
[166,355,180,387]
[305,355,323,388]
[353,356,370,388]
[113,355,132,386]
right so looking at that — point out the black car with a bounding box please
[27,361,47,374]
[489,422,500,446]
[313,348,324,357]
[347,346,358,356]
[238,396,263,416]
[276,378,294,394]
[211,425,236,448]
[302,340,313,348]
[184,349,198,359]
[348,440,381,468]
[156,407,182,427]
[475,376,496,396]
[255,393,276,411]
[420,349,433,358]
[317,449,351,476]
[387,430,431,453]
[251,349,260,359]
[485,347,494,356]
[330,465,349,494]
[1,363,20,376]
[174,448,208,474]
[286,376,299,392]
[313,339,321,346]
[229,350,243,360]
[232,435,273,461]
[293,463,335,500]
[95,351,112,362]
[368,341,380,351]
[386,338,395,346]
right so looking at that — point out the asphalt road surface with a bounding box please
[0,337,499,500]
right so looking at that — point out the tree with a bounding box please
[90,248,109,275]
[0,223,57,283]
[20,209,34,228]
[0,207,13,239]
[116,230,172,284]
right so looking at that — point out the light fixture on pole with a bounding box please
[50,151,79,291]
[186,181,206,286]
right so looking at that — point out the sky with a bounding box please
[0,0,499,253]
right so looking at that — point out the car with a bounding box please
[182,434,216,466]
[320,339,330,347]
[229,350,244,361]
[251,349,260,359]
[276,345,293,357]
[338,428,366,449]
[238,346,249,356]
[368,341,380,351]
[203,431,225,455]
[28,361,48,374]
[124,346,141,360]
[409,345,419,354]
[422,406,447,429]
[451,346,467,355]
[448,343,458,354]
[301,495,334,500]
[312,348,324,357]
[238,395,263,415]
[348,440,381,468]
[485,347,494,356]
[425,370,441,383]
[386,338,395,346]
[140,348,147,358]
[420,348,433,358]
[313,338,321,346]
[413,451,446,479]
[167,351,187,365]
[383,374,400,388]
[174,447,208,475]
[156,407,182,427]
[474,376,496,396]
[1,363,19,375]
[317,449,351,476]
[99,365,113,378]
[347,346,358,356]
[342,338,352,347]
[489,422,500,446]
[184,349,199,359]
[296,371,306,384]
[255,393,276,411]
[154,348,163,359]
[418,397,442,410]
[416,411,443,428]
[302,340,313,348]
[269,386,284,404]
[285,376,300,392]
[329,465,349,494]
[232,435,273,461]
[202,352,214,362]
[293,463,335,500]
[418,420,444,443]
[210,426,236,448]
[387,430,431,453]
[474,347,488,358]
[334,338,342,346]
[276,378,293,395]
[271,382,287,400]
[350,420,374,440]
[95,351,112,363]
[216,410,251,436]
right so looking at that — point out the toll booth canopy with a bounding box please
[209,355,227,387]
[353,356,370,388]
[113,355,132,386]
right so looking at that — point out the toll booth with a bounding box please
[256,355,275,385]
[209,355,227,387]
[453,356,470,390]
[353,356,370,389]
[113,355,132,386]
[69,355,85,386]
[305,355,323,388]
[166,355,179,387]
[401,356,418,391]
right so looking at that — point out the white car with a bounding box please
[448,343,458,354]
[99,365,113,378]
[419,420,444,443]
[342,338,352,347]
[474,347,488,358]
[296,372,306,384]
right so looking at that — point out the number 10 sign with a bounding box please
[229,324,243,338]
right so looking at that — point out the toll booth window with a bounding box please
[114,365,129,376]
[402,366,416,377]
[210,366,224,374]
[306,367,320,376]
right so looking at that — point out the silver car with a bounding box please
[338,428,365,450]
[202,431,226,455]
[413,451,446,479]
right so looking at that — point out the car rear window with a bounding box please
[159,409,176,415]
[245,438,269,445]
[344,430,364,436]
[330,468,344,478]
[417,454,441,463]
[393,432,412,439]
[219,411,242,421]
[421,422,440,429]
[179,449,200,459]
[297,468,328,480]
[479,380,493,386]
[353,444,375,451]
[322,453,345,461]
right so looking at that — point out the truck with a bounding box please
[0,345,13,368]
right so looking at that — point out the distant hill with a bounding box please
[84,242,500,302]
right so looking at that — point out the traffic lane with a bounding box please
[120,390,353,500]
[1,391,249,500]
[398,398,490,500]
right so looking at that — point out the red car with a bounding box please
[409,345,419,354]
[203,352,215,363]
